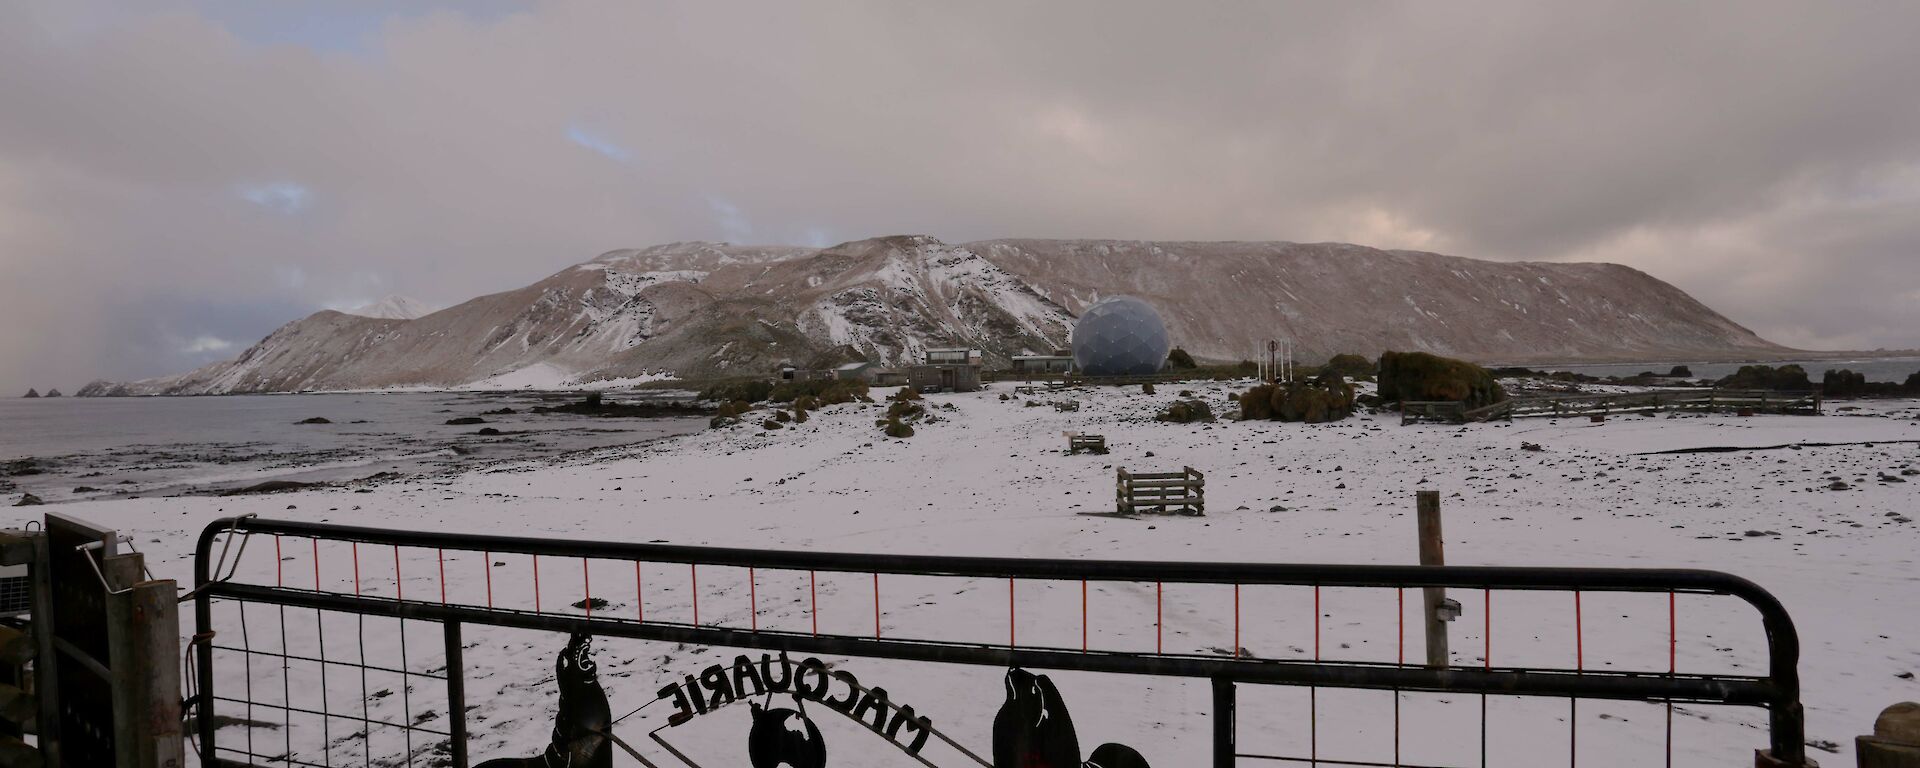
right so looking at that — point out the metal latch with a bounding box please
[1436,597,1463,622]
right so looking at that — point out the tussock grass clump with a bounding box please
[1240,371,1356,423]
[710,398,759,428]
[1377,351,1505,408]
[1716,364,1811,391]
[1820,368,1920,398]
[772,378,869,404]
[874,386,930,438]
[886,400,926,421]
[702,376,872,406]
[700,377,774,404]
[1324,353,1374,378]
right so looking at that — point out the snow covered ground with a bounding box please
[48,380,1920,766]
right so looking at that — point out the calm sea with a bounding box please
[0,391,703,504]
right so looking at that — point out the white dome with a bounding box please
[1071,296,1172,376]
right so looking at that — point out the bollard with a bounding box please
[1858,701,1920,768]
[1756,749,1820,767]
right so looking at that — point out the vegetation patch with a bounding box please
[1821,369,1920,398]
[1324,353,1374,378]
[1239,371,1357,423]
[1156,399,1216,423]
[699,377,774,404]
[1377,351,1506,408]
[533,392,708,417]
[771,378,870,405]
[1715,364,1812,391]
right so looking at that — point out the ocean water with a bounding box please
[1544,356,1920,383]
[0,391,704,504]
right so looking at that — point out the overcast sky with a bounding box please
[3,1,1918,393]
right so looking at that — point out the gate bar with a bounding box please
[444,621,467,768]
[192,517,1809,765]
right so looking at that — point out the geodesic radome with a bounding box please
[1071,296,1172,376]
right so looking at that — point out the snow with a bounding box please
[450,363,678,391]
[347,295,438,320]
[46,385,1920,766]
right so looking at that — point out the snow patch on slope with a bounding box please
[346,295,437,320]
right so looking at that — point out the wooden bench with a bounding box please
[1117,466,1204,516]
[1068,435,1108,455]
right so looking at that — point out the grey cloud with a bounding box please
[3,0,1918,394]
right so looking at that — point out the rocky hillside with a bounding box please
[81,236,1789,395]
[973,239,1785,365]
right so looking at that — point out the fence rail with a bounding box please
[1401,389,1823,425]
[189,516,1810,768]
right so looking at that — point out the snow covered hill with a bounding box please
[80,236,1790,395]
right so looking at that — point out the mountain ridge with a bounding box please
[78,235,1791,395]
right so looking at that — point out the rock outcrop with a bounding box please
[21,389,37,398]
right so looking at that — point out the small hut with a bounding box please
[908,348,983,392]
[835,361,876,381]
[1011,354,1074,375]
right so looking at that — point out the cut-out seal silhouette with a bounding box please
[1084,743,1151,768]
[748,695,828,768]
[991,668,1151,768]
[475,633,612,768]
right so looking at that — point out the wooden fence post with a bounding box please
[103,552,184,768]
[1417,491,1450,668]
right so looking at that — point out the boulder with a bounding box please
[445,417,487,425]
[295,417,332,425]
[44,389,61,398]
[12,494,43,507]
[21,389,37,398]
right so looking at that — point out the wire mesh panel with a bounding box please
[188,517,1810,768]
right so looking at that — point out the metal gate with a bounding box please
[187,516,1810,767]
